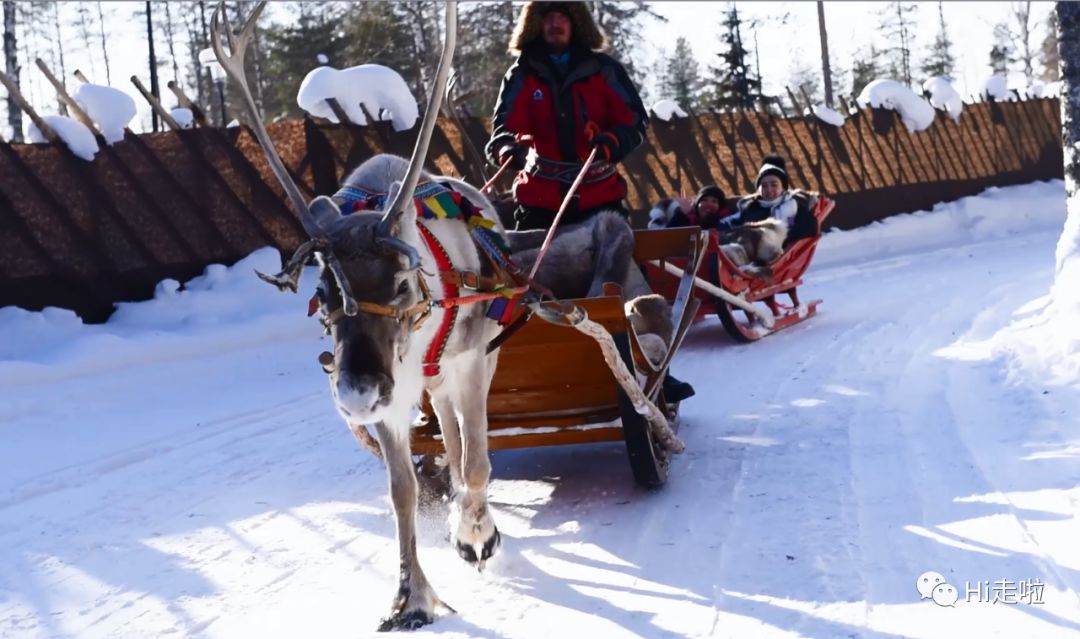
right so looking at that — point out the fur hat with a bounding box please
[756,154,789,190]
[509,2,608,55]
[694,185,726,208]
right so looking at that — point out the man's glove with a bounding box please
[584,121,619,162]
[498,143,528,170]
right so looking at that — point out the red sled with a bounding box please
[643,195,835,342]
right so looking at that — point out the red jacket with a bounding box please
[485,46,648,215]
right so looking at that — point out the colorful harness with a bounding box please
[329,181,525,377]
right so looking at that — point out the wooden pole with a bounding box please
[167,80,211,127]
[130,75,182,131]
[35,58,99,135]
[0,68,57,142]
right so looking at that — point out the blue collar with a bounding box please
[549,51,570,66]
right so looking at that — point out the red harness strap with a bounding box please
[416,223,458,377]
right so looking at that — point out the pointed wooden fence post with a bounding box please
[130,75,182,131]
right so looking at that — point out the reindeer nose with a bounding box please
[338,373,394,413]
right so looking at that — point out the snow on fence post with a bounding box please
[166,81,210,127]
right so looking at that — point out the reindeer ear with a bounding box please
[309,196,343,230]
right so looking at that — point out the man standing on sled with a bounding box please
[486,2,694,403]
[485,1,648,231]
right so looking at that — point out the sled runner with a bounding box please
[411,226,708,488]
[645,195,835,343]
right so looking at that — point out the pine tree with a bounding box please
[1006,1,1036,82]
[921,1,956,80]
[455,1,516,116]
[588,1,665,89]
[260,3,347,119]
[788,52,821,107]
[1040,10,1060,81]
[878,1,918,86]
[705,5,761,110]
[851,44,882,98]
[662,37,702,109]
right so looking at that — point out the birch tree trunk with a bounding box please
[3,0,21,141]
[1052,1,1080,309]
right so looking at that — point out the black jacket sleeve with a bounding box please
[596,54,649,163]
[485,59,529,167]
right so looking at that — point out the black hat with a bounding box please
[756,154,789,190]
[694,185,725,209]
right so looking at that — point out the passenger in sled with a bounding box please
[715,154,833,281]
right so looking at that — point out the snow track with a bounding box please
[2,183,1078,638]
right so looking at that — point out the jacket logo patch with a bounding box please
[532,89,544,101]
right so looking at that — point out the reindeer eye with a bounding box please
[396,280,410,296]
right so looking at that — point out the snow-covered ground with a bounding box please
[1,182,1078,639]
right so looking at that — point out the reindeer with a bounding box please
[212,1,667,631]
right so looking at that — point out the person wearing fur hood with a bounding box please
[717,155,819,246]
[484,1,649,231]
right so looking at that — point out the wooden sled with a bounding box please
[646,196,834,342]
[411,226,709,488]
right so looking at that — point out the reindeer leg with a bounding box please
[447,354,500,568]
[373,419,448,631]
[428,391,464,494]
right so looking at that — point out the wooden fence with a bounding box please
[0,98,1063,321]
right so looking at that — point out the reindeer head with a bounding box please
[212,2,457,423]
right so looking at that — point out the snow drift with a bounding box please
[856,79,936,132]
[297,64,418,131]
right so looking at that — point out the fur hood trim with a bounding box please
[509,2,608,55]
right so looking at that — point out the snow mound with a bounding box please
[27,115,100,161]
[297,65,418,131]
[649,99,688,121]
[856,79,936,132]
[170,107,195,129]
[0,247,314,371]
[72,83,136,144]
[1029,80,1062,99]
[807,103,845,127]
[816,180,1066,269]
[922,76,963,121]
[982,75,1015,101]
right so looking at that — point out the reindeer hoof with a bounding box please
[377,608,434,632]
[455,526,501,567]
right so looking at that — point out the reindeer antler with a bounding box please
[377,2,458,240]
[213,2,364,314]
[210,2,321,238]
